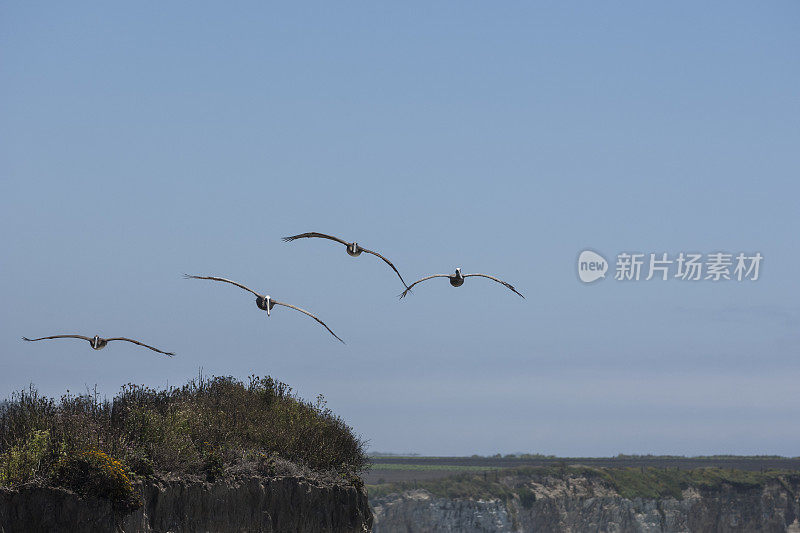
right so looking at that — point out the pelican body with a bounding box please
[90,335,108,350]
[282,232,408,289]
[22,334,175,356]
[346,242,362,257]
[184,274,345,343]
[400,267,524,299]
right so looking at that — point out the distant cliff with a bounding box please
[1,474,372,533]
[370,467,800,532]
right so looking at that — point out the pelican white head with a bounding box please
[90,335,106,350]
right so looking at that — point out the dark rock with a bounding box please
[1,476,372,533]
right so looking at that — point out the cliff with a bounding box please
[0,475,372,533]
[371,468,800,532]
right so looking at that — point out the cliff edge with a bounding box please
[370,467,800,532]
[1,474,372,533]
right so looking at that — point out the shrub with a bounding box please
[55,449,139,510]
[201,442,224,482]
[0,429,52,486]
[517,486,536,508]
[0,374,367,505]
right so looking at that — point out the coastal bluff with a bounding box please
[370,468,800,532]
[1,474,372,533]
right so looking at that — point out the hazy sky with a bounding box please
[2,2,798,456]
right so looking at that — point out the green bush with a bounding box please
[0,429,52,486]
[0,374,368,504]
[201,442,224,482]
[517,486,536,508]
[54,449,140,510]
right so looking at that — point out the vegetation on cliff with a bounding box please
[0,374,367,508]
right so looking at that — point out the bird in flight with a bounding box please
[282,232,409,290]
[22,335,175,356]
[400,268,525,299]
[184,274,345,344]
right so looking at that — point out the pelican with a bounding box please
[400,268,525,299]
[184,274,345,344]
[282,232,409,290]
[22,335,174,356]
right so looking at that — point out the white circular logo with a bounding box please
[578,250,608,283]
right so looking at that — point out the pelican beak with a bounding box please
[266,297,271,316]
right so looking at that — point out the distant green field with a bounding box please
[370,462,496,472]
[365,455,800,485]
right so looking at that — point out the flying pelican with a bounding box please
[184,274,345,343]
[282,232,409,290]
[22,335,174,356]
[400,268,525,299]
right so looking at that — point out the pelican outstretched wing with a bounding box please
[271,300,345,344]
[464,273,525,298]
[360,247,409,289]
[399,274,450,299]
[22,334,92,342]
[281,232,350,246]
[106,337,175,356]
[184,274,262,297]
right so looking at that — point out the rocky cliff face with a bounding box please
[0,475,372,533]
[372,474,800,532]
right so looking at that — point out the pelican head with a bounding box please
[450,268,465,287]
[256,295,276,316]
[346,242,362,257]
[90,335,107,350]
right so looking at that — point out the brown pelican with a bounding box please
[400,268,525,299]
[22,335,174,356]
[184,274,345,344]
[282,232,409,290]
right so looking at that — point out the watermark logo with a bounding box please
[577,250,763,283]
[578,250,608,283]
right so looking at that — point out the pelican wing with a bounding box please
[106,337,175,356]
[22,334,92,342]
[184,274,262,297]
[463,273,525,298]
[360,247,409,289]
[399,274,450,299]
[281,232,350,246]
[271,300,345,344]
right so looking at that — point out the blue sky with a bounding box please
[1,2,798,456]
